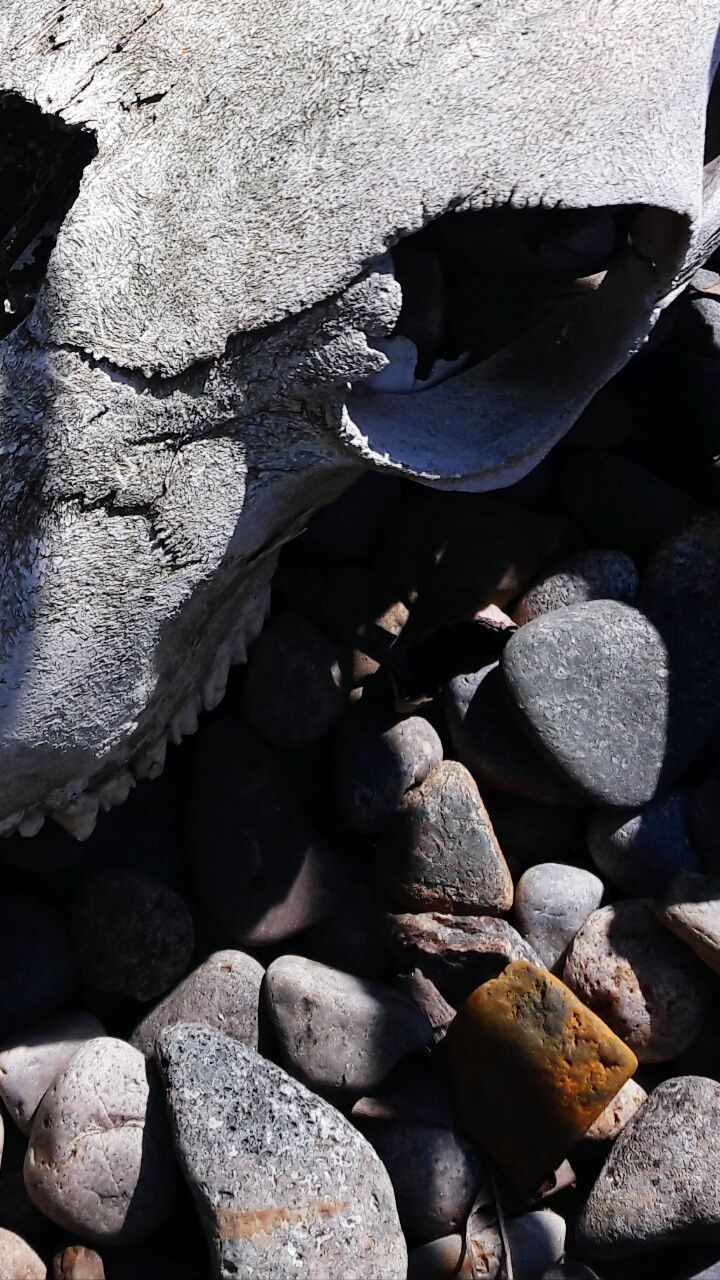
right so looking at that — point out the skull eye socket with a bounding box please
[0,91,96,341]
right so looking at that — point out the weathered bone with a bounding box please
[0,0,718,834]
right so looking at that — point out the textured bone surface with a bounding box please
[0,0,717,833]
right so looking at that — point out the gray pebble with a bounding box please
[588,793,699,895]
[502,601,676,807]
[0,1012,104,1135]
[156,1024,407,1280]
[388,912,544,1006]
[242,610,353,746]
[468,1208,566,1279]
[578,1077,720,1257]
[658,873,720,975]
[131,949,264,1058]
[24,1037,176,1244]
[377,761,513,915]
[563,900,711,1062]
[334,710,442,835]
[360,1119,485,1244]
[513,550,638,626]
[263,956,433,1095]
[514,863,604,969]
[407,1234,471,1279]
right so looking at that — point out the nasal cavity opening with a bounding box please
[0,91,97,340]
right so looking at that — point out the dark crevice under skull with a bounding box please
[0,0,719,838]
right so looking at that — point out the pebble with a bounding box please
[0,1012,104,1135]
[70,869,194,1002]
[407,1234,471,1279]
[468,1208,566,1280]
[514,863,604,969]
[675,1252,720,1280]
[587,793,699,896]
[131,949,264,1057]
[445,960,637,1192]
[0,1229,46,1279]
[558,451,691,559]
[563,900,711,1062]
[0,892,77,1037]
[446,662,580,807]
[333,709,443,835]
[389,912,545,1006]
[241,610,353,746]
[263,955,433,1095]
[52,1247,105,1279]
[577,1077,720,1257]
[377,761,513,915]
[156,1024,407,1280]
[502,601,675,807]
[690,762,720,867]
[513,550,639,625]
[24,1037,176,1244]
[657,873,720,974]
[359,1119,485,1244]
[189,718,347,945]
[582,1078,648,1144]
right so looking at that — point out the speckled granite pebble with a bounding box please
[578,1077,720,1257]
[156,1024,407,1280]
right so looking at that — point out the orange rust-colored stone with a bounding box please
[444,959,637,1193]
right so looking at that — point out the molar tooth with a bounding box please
[18,810,45,837]
[132,737,167,780]
[0,810,25,838]
[202,643,231,711]
[98,770,135,811]
[51,793,100,841]
[169,696,201,745]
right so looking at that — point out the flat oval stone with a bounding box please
[563,900,711,1063]
[502,601,673,807]
[588,793,699,895]
[0,1229,46,1279]
[514,863,604,970]
[263,956,433,1095]
[657,873,720,974]
[388,912,544,1006]
[446,662,580,807]
[377,761,513,915]
[131,949,264,1058]
[70,870,194,1002]
[0,1012,104,1135]
[333,709,443,835]
[445,960,637,1193]
[577,1077,720,1257]
[513,550,639,626]
[24,1037,176,1244]
[156,1024,407,1280]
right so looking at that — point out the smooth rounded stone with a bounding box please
[359,1120,485,1244]
[658,873,720,974]
[407,1234,471,1280]
[513,551,639,626]
[0,1229,46,1279]
[588,793,699,896]
[690,762,720,867]
[301,473,401,563]
[24,1037,176,1244]
[582,1078,647,1145]
[486,795,588,864]
[52,1247,105,1279]
[558,451,691,560]
[0,892,77,1039]
[242,610,353,747]
[514,863,604,970]
[563,900,711,1063]
[263,956,433,1095]
[131,949,263,1058]
[388,912,544,1006]
[502,601,675,807]
[156,1024,407,1280]
[446,662,581,808]
[189,718,348,945]
[0,1012,105,1135]
[578,1077,720,1258]
[377,761,513,915]
[333,709,443,835]
[70,869,194,1003]
[469,1209,566,1280]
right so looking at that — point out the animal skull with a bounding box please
[0,0,718,837]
